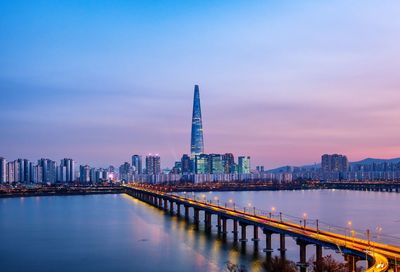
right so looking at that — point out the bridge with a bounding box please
[124,184,400,272]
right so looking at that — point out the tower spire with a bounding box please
[190,84,204,157]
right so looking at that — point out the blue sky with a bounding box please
[1,1,400,168]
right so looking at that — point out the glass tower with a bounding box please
[190,85,204,157]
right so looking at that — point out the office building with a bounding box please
[190,85,204,157]
[238,156,251,174]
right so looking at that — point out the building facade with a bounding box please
[190,85,204,157]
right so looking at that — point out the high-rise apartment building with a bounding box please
[79,165,91,183]
[0,157,6,183]
[145,155,161,175]
[59,158,75,182]
[181,154,192,174]
[131,155,142,174]
[6,161,15,183]
[119,162,133,182]
[321,154,348,172]
[37,159,57,183]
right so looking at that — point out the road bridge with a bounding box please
[124,184,400,272]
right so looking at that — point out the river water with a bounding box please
[0,190,399,272]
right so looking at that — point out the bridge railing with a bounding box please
[174,191,400,247]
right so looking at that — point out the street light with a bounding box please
[270,206,276,219]
[303,213,307,228]
[347,221,352,228]
[347,221,353,245]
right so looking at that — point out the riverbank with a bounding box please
[136,181,400,193]
[0,186,124,198]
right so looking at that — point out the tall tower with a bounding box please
[190,85,204,157]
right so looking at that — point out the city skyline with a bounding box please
[1,1,400,168]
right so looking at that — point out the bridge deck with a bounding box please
[126,185,400,272]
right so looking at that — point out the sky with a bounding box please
[1,0,400,168]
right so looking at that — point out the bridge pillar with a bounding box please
[263,229,273,264]
[204,212,212,233]
[221,217,227,240]
[158,198,163,209]
[184,205,189,221]
[216,215,222,235]
[239,222,248,250]
[193,208,200,229]
[164,199,168,212]
[344,255,360,272]
[316,244,323,263]
[296,239,309,272]
[367,257,374,269]
[278,233,287,259]
[169,201,174,215]
[177,203,181,217]
[252,225,260,249]
[232,219,239,242]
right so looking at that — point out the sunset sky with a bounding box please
[1,1,400,168]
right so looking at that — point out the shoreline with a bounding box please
[0,187,124,198]
[1,181,400,198]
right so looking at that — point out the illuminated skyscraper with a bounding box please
[238,156,251,174]
[195,154,209,174]
[190,85,204,157]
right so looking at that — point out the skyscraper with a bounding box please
[180,154,192,174]
[59,158,75,183]
[209,154,224,174]
[238,156,251,174]
[0,157,6,183]
[37,159,57,184]
[119,162,133,182]
[131,155,142,174]
[145,155,161,175]
[222,153,235,174]
[79,165,91,183]
[190,85,204,157]
[195,154,209,174]
[321,154,348,172]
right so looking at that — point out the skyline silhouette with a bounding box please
[1,1,400,168]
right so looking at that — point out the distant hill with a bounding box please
[350,157,400,165]
[266,163,320,173]
[266,157,400,172]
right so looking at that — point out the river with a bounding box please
[0,189,399,272]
